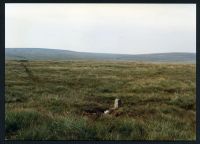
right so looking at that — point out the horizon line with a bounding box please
[5,47,196,55]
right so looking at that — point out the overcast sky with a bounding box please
[5,4,196,54]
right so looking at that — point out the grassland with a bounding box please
[5,60,196,140]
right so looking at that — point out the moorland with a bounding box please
[5,59,196,140]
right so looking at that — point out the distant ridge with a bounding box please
[5,48,196,63]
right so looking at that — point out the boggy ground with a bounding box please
[5,60,196,140]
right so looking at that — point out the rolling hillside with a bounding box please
[5,48,196,63]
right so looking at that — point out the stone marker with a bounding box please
[104,98,122,115]
[114,98,121,109]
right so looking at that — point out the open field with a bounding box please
[5,60,196,140]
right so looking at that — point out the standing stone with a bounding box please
[114,98,121,109]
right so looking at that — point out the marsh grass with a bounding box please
[5,60,196,140]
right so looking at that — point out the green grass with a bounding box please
[5,60,196,140]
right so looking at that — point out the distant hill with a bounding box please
[5,48,196,63]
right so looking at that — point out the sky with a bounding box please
[5,4,196,54]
